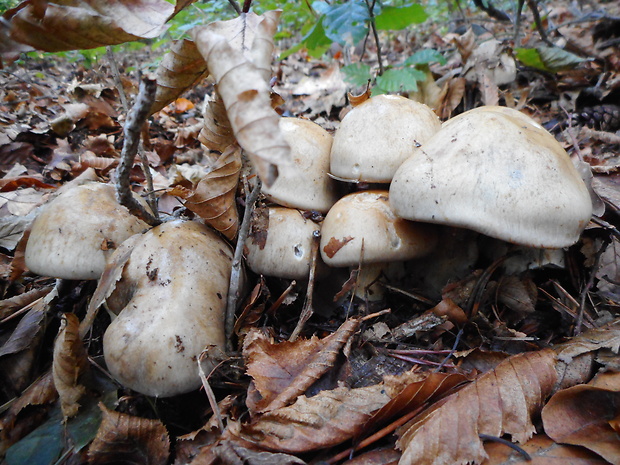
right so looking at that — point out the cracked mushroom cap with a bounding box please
[25,182,149,280]
[245,206,325,280]
[319,190,437,267]
[330,95,441,183]
[262,118,339,213]
[389,106,593,248]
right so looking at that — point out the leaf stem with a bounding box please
[365,0,384,76]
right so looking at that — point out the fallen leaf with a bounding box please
[88,403,170,465]
[52,313,89,420]
[191,11,290,186]
[542,371,620,464]
[396,349,558,465]
[183,144,241,240]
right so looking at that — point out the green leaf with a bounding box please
[323,1,370,45]
[515,46,586,73]
[375,4,428,30]
[297,17,332,58]
[375,68,426,93]
[341,63,372,87]
[404,48,446,66]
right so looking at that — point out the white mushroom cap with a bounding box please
[104,220,232,397]
[320,190,437,266]
[25,182,148,280]
[245,207,325,280]
[389,106,593,248]
[329,95,441,183]
[262,118,339,212]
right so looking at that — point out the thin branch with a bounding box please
[115,74,159,226]
[227,0,241,15]
[226,176,262,352]
[365,0,384,75]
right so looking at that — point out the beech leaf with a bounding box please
[396,348,559,465]
[52,313,90,420]
[88,403,170,465]
[182,145,242,240]
[191,11,290,186]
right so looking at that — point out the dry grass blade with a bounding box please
[52,313,90,420]
[150,39,209,115]
[88,403,170,465]
[191,11,290,186]
[183,145,242,240]
[5,0,175,54]
[396,348,558,465]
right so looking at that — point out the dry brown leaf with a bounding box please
[396,349,559,465]
[199,94,236,152]
[0,285,52,320]
[483,434,610,464]
[88,403,170,465]
[244,318,362,413]
[4,0,181,54]
[213,439,306,465]
[191,11,290,186]
[542,371,620,464]
[437,77,466,119]
[238,383,392,453]
[150,39,209,115]
[182,145,241,240]
[52,312,90,420]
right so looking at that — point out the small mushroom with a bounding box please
[245,206,325,280]
[320,190,437,301]
[262,118,340,213]
[25,182,148,280]
[389,106,593,248]
[330,95,441,183]
[103,219,233,397]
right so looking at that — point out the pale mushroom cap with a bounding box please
[25,182,148,280]
[330,95,441,183]
[245,207,324,279]
[262,118,339,213]
[104,220,233,397]
[389,107,593,248]
[320,190,438,267]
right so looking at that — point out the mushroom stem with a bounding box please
[354,262,386,302]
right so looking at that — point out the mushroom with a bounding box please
[320,190,437,301]
[25,182,149,280]
[262,118,340,213]
[389,106,593,249]
[245,206,325,280]
[103,219,233,397]
[330,94,441,183]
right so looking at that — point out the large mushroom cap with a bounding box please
[262,118,339,213]
[330,95,441,183]
[389,106,593,248]
[25,182,148,280]
[104,220,232,397]
[320,190,437,267]
[245,206,325,280]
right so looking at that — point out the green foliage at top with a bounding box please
[515,46,587,73]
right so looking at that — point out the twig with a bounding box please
[115,74,160,226]
[479,434,531,460]
[242,0,252,13]
[226,176,262,352]
[227,0,241,15]
[289,230,321,341]
[199,352,224,432]
[365,0,384,76]
[106,46,129,112]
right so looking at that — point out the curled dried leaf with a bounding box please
[199,94,235,152]
[191,12,290,186]
[52,313,89,420]
[151,39,209,115]
[183,145,242,240]
[88,403,170,465]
